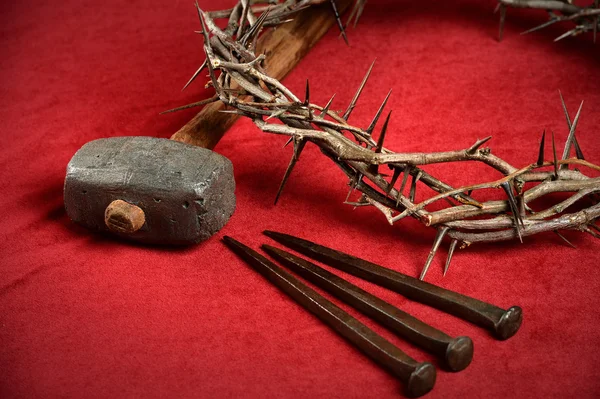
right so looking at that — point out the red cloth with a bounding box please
[2,0,600,397]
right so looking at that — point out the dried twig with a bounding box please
[178,1,599,279]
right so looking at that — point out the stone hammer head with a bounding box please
[64,136,236,245]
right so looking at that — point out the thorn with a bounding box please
[499,4,506,42]
[304,79,310,106]
[329,0,349,45]
[521,18,558,35]
[182,60,207,91]
[467,136,492,154]
[345,172,363,203]
[444,239,458,277]
[561,100,584,165]
[283,137,293,148]
[344,185,355,203]
[343,59,376,121]
[409,171,422,202]
[376,111,391,154]
[558,90,572,130]
[343,1,360,33]
[536,129,546,166]
[397,166,411,207]
[595,1,598,43]
[554,231,576,248]
[573,137,585,160]
[274,138,306,205]
[554,28,577,42]
[584,227,600,239]
[500,181,523,243]
[366,89,392,135]
[241,7,270,48]
[551,130,558,180]
[558,91,585,161]
[420,227,450,281]
[267,109,287,121]
[386,167,402,196]
[354,0,367,26]
[196,8,219,91]
[160,95,218,114]
[320,94,336,118]
[304,80,313,119]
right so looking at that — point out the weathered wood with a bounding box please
[170,0,353,149]
[104,200,146,234]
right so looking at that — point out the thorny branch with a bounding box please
[180,0,600,280]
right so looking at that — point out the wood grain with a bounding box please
[170,0,352,149]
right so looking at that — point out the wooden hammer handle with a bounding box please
[170,0,353,149]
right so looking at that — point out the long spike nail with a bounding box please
[223,236,436,397]
[263,244,473,372]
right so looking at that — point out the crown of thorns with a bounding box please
[172,0,600,280]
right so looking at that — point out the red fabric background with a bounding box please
[1,0,600,397]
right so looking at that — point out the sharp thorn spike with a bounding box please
[329,0,349,45]
[196,9,219,91]
[537,129,546,166]
[376,111,392,153]
[498,4,506,42]
[500,182,523,243]
[386,167,402,196]
[274,139,306,205]
[283,137,293,148]
[562,100,584,163]
[160,95,218,114]
[344,185,354,203]
[444,239,458,277]
[558,90,572,130]
[304,80,313,119]
[551,130,558,180]
[554,231,576,248]
[320,94,336,118]
[594,1,598,43]
[304,79,310,106]
[409,171,422,203]
[584,227,600,239]
[573,136,585,160]
[343,1,360,32]
[343,59,376,121]
[182,60,207,91]
[366,89,392,135]
[521,17,558,35]
[354,0,366,26]
[267,109,287,121]
[467,136,492,154]
[399,166,411,194]
[420,227,450,281]
[554,28,576,42]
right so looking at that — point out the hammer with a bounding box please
[64,1,352,245]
